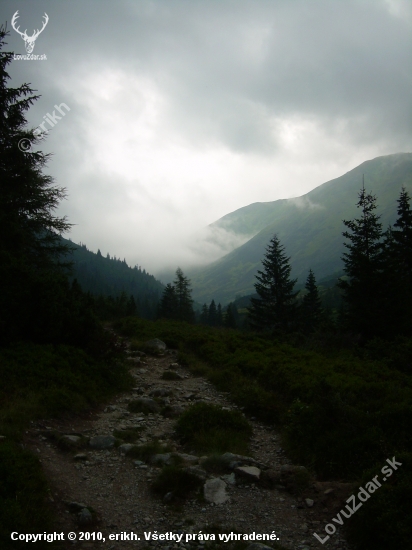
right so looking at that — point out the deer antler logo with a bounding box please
[11,11,49,54]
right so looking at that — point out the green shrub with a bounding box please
[201,454,232,474]
[345,453,412,550]
[0,342,132,440]
[175,402,251,454]
[151,466,203,501]
[0,442,54,550]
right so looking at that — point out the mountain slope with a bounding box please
[62,239,164,317]
[191,153,412,304]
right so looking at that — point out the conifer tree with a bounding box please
[157,283,178,319]
[208,299,217,326]
[338,184,384,338]
[392,187,412,282]
[126,295,138,316]
[301,269,323,331]
[217,303,223,326]
[0,28,90,343]
[224,303,237,328]
[200,304,209,325]
[173,268,195,323]
[248,234,298,333]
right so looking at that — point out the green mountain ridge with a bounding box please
[190,152,412,304]
[61,238,165,317]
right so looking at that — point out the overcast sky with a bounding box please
[2,0,412,276]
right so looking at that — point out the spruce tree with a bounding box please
[338,184,384,338]
[392,187,412,282]
[157,283,178,319]
[173,268,195,323]
[301,269,323,332]
[224,303,237,328]
[382,188,412,335]
[216,303,223,326]
[248,234,298,333]
[0,28,90,343]
[208,299,217,326]
[200,304,209,325]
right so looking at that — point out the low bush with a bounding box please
[345,452,412,550]
[0,442,54,550]
[151,466,203,501]
[0,342,132,440]
[175,402,251,455]
[201,454,232,474]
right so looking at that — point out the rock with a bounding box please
[149,388,173,398]
[280,464,310,492]
[60,435,82,444]
[128,398,161,414]
[221,473,236,485]
[174,453,199,465]
[127,356,141,363]
[305,498,314,507]
[184,393,197,401]
[163,492,174,502]
[133,460,145,466]
[246,544,273,550]
[89,435,116,450]
[150,453,172,466]
[235,466,261,482]
[260,469,281,489]
[145,339,166,354]
[204,478,229,504]
[184,466,207,481]
[66,502,89,513]
[118,444,135,455]
[58,435,85,450]
[221,452,259,467]
[78,508,93,525]
[73,453,88,461]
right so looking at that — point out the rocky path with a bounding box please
[25,338,353,550]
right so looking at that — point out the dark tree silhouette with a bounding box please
[248,234,298,333]
[173,268,195,323]
[301,269,323,332]
[338,184,384,338]
[157,283,178,320]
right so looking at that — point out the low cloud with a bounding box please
[288,196,324,210]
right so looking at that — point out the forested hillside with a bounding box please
[63,239,164,319]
